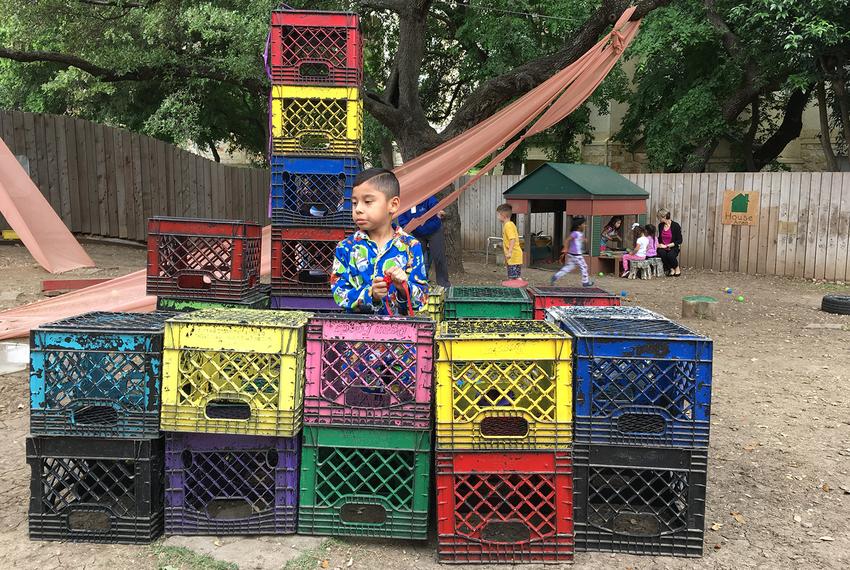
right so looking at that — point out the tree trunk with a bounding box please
[742,97,759,171]
[751,89,810,170]
[817,81,839,171]
[832,73,850,154]
[380,134,395,169]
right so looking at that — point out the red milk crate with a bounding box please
[268,11,362,86]
[270,227,348,297]
[528,286,621,320]
[147,218,262,302]
[305,314,435,429]
[437,451,574,564]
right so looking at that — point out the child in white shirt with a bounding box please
[621,226,649,277]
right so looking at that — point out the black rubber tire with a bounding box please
[821,294,850,315]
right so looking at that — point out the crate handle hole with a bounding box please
[480,520,531,543]
[480,416,529,438]
[72,405,118,426]
[300,202,330,217]
[339,503,387,525]
[297,269,329,285]
[177,274,213,290]
[611,511,662,537]
[344,386,391,408]
[207,498,254,520]
[616,413,666,434]
[299,62,330,78]
[205,400,251,421]
[300,134,331,150]
[68,509,112,532]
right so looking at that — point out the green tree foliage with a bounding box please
[616,0,850,172]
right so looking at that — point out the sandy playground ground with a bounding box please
[0,241,848,570]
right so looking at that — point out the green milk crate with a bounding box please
[444,286,533,320]
[298,426,431,540]
[156,290,270,313]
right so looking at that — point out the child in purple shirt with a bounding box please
[551,217,594,287]
[644,224,658,258]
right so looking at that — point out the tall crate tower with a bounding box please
[266,9,364,310]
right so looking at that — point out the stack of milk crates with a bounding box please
[159,307,311,536]
[146,216,269,312]
[546,305,712,557]
[27,311,174,543]
[434,286,576,563]
[297,313,435,540]
[266,8,364,312]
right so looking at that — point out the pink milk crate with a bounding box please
[304,314,435,429]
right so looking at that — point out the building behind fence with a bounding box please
[2,110,849,282]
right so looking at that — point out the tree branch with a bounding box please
[0,47,265,93]
[443,0,671,137]
[752,88,811,170]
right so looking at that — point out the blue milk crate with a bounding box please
[548,307,712,448]
[30,311,175,438]
[270,155,360,227]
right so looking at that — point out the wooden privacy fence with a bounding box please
[458,172,850,282]
[0,110,270,240]
[3,111,848,281]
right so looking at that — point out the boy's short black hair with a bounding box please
[354,168,400,199]
[496,203,513,215]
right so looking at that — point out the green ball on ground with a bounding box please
[599,272,605,277]
[736,295,745,302]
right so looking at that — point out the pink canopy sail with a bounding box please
[0,138,94,273]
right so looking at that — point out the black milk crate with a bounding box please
[165,432,300,535]
[573,444,707,557]
[27,436,164,544]
[549,308,712,448]
[30,311,175,438]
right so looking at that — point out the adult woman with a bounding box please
[656,208,683,276]
[600,216,624,251]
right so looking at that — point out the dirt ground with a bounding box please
[0,241,849,570]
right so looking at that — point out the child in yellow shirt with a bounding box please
[496,203,524,280]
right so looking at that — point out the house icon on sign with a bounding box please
[731,193,749,213]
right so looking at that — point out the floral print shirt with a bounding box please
[331,227,429,315]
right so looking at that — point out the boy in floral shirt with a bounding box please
[331,168,428,315]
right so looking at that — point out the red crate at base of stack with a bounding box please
[436,450,574,564]
[271,226,347,298]
[268,11,362,86]
[146,217,261,302]
[304,314,435,429]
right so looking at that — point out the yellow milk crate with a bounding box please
[271,85,362,156]
[161,309,311,437]
[418,285,445,324]
[435,319,572,450]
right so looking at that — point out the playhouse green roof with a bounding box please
[503,163,649,200]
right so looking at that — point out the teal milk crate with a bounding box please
[444,286,533,320]
[298,426,430,539]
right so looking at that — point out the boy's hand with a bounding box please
[371,277,389,301]
[385,266,408,287]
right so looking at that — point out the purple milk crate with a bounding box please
[271,295,343,313]
[304,314,435,429]
[165,432,299,535]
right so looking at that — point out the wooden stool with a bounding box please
[628,260,652,280]
[682,295,718,320]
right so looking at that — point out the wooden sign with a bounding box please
[722,191,759,225]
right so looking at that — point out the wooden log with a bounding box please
[682,295,718,320]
